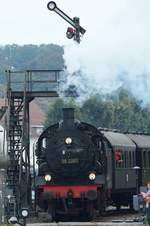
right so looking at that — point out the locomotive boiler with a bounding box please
[35,108,106,220]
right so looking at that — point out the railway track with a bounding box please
[94,208,144,222]
[24,209,146,226]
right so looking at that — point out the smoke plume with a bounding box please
[62,0,150,106]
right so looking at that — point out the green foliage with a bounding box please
[0,44,64,85]
[45,91,150,133]
[0,44,64,97]
[44,98,80,127]
[80,95,115,128]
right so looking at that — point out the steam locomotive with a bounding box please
[35,108,106,220]
[35,108,150,220]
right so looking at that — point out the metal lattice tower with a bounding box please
[5,69,61,217]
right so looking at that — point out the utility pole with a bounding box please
[47,1,86,43]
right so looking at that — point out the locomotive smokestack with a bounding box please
[63,108,74,128]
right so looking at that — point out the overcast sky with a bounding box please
[0,0,149,45]
[1,0,150,105]
[0,0,89,45]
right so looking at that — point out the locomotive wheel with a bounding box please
[116,204,121,211]
[129,200,133,210]
[97,187,106,213]
[87,201,95,220]
[48,201,56,222]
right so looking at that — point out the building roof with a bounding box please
[0,98,45,127]
[29,101,45,126]
[127,134,150,149]
[103,131,136,149]
[0,99,5,108]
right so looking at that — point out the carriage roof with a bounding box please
[102,131,136,149]
[127,134,150,149]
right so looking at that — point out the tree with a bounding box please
[44,98,80,127]
[44,91,150,133]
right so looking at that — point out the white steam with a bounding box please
[63,0,150,106]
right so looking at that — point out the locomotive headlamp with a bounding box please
[89,172,96,180]
[45,174,52,181]
[21,208,29,217]
[65,137,72,144]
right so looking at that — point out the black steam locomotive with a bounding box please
[35,108,106,220]
[35,108,150,220]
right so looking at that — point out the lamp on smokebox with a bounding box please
[21,208,29,218]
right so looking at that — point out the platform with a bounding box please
[26,222,145,226]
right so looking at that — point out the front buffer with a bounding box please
[37,184,103,221]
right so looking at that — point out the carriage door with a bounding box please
[115,149,126,189]
[115,149,136,189]
[124,150,136,189]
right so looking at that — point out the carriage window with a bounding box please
[115,151,122,161]
[148,151,150,168]
[115,150,124,168]
[128,151,131,168]
[122,151,125,168]
[132,151,135,167]
[146,151,149,168]
[133,151,136,166]
[144,150,150,168]
[123,151,126,168]
[124,151,130,168]
[143,151,147,168]
[127,151,135,168]
[115,150,135,169]
[129,152,132,167]
[125,151,128,168]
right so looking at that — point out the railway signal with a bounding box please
[47,1,86,43]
